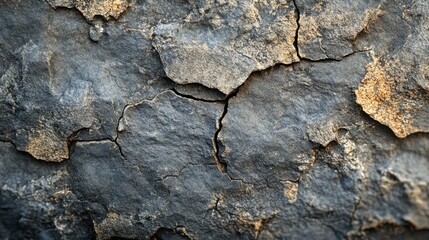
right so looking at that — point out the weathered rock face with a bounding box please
[46,0,130,20]
[1,0,428,239]
[152,0,299,94]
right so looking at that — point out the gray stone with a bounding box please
[0,141,95,239]
[0,0,172,161]
[219,53,371,184]
[1,0,428,239]
[295,0,382,60]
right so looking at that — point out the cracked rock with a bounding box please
[153,0,299,94]
[295,0,382,60]
[117,90,224,177]
[0,0,171,161]
[354,0,429,138]
[219,53,370,184]
[1,0,429,239]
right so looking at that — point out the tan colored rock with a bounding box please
[153,0,299,94]
[47,0,129,20]
[356,60,429,138]
[282,180,299,203]
[24,127,68,162]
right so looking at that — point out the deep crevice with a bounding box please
[212,88,240,174]
[292,0,301,60]
[171,88,224,103]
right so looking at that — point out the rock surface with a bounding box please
[152,0,299,94]
[0,0,428,239]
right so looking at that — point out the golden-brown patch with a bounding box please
[26,128,68,162]
[75,0,129,20]
[356,60,427,138]
[282,180,299,203]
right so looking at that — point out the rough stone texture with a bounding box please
[0,0,172,162]
[153,0,299,94]
[355,60,429,138]
[1,0,428,239]
[46,0,130,20]
[220,53,370,184]
[295,0,382,60]
[354,0,429,138]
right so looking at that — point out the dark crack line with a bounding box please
[171,88,225,103]
[68,138,127,160]
[292,0,301,60]
[213,101,229,173]
[300,49,373,63]
[113,138,126,160]
[213,88,240,175]
[64,125,128,160]
[0,138,14,145]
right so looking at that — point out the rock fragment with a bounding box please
[355,0,429,138]
[296,0,381,60]
[153,0,299,94]
[356,60,429,138]
[47,0,129,21]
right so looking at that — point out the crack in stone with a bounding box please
[3,49,366,165]
[66,90,176,162]
[157,162,206,181]
[292,0,301,60]
[300,49,372,63]
[69,138,127,160]
[171,88,224,103]
[212,88,240,174]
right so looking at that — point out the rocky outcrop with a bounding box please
[0,0,428,239]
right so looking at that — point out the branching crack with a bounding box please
[66,91,173,162]
[212,88,239,174]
